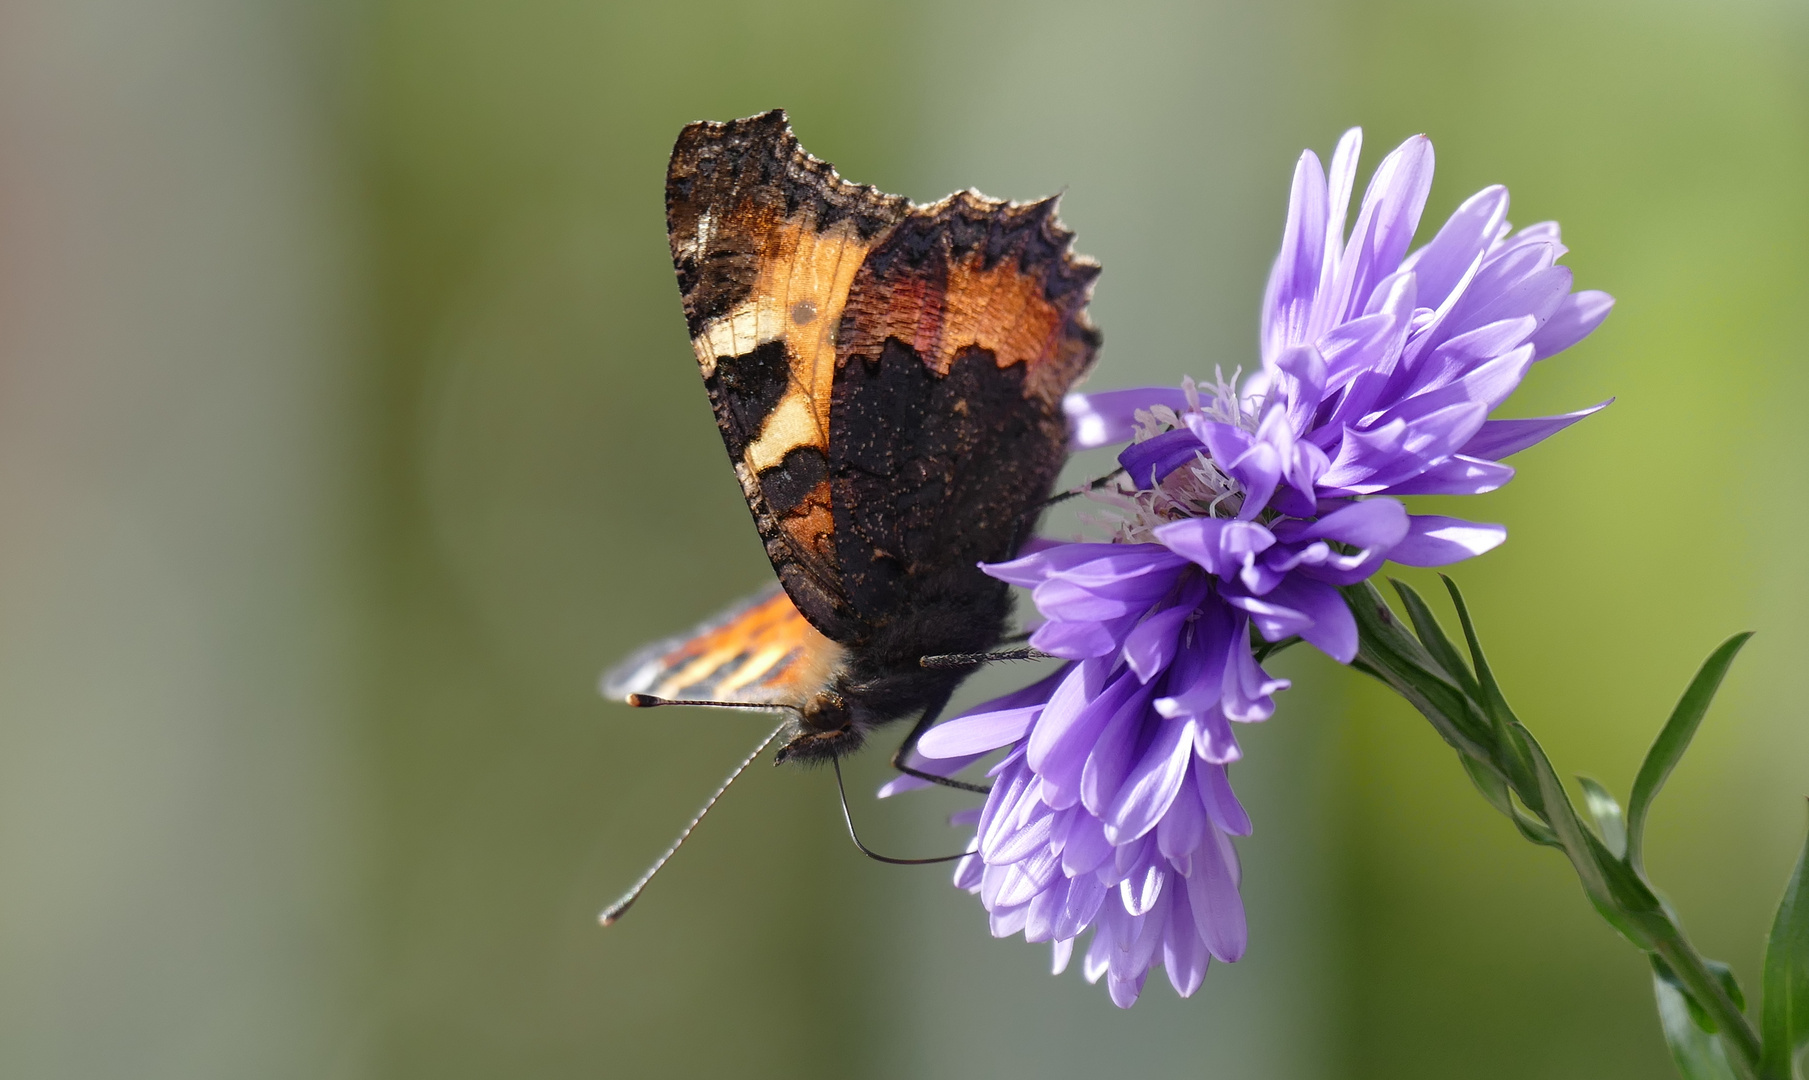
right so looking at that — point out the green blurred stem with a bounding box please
[1341,580,1765,1079]
[1651,937,1764,1074]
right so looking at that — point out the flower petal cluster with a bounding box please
[891,127,1614,1006]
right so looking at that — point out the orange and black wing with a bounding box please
[602,586,845,708]
[666,110,1100,650]
[666,112,907,642]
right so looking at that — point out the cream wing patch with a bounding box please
[688,215,879,472]
[695,299,782,378]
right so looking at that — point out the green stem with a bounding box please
[1652,936,1764,1077]
[1340,581,1766,1078]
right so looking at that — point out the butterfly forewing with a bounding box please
[666,111,909,642]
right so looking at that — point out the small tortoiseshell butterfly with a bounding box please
[599,110,1099,917]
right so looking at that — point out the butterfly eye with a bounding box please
[800,689,850,731]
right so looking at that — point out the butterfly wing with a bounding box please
[826,190,1101,640]
[666,111,908,642]
[665,110,1100,659]
[602,586,846,708]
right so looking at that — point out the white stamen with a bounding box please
[1084,367,1267,543]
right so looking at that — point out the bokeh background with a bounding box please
[1,0,1805,1077]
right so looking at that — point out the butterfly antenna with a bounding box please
[627,693,802,714]
[599,720,787,927]
[830,756,972,866]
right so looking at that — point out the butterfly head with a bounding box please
[769,686,862,765]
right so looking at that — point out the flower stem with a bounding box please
[1652,936,1764,1077]
[1341,580,1766,1078]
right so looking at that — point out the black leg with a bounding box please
[919,647,1053,669]
[890,693,992,796]
[831,758,971,865]
[1039,466,1126,509]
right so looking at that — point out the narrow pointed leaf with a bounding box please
[1579,775,1628,860]
[1440,575,1538,793]
[1512,721,1669,949]
[1511,722,1629,930]
[1656,966,1743,1080]
[1459,752,1559,847]
[1508,798,1562,848]
[1344,583,1494,764]
[1627,633,1754,873]
[1390,578,1483,703]
[1761,806,1809,1080]
[1458,752,1513,816]
[1349,582,1561,848]
[1440,574,1513,723]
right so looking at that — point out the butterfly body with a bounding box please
[607,110,1100,766]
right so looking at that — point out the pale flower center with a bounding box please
[1080,370,1272,545]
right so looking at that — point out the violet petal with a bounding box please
[1163,886,1211,997]
[1104,714,1198,844]
[1389,514,1507,566]
[1263,149,1330,362]
[1528,289,1614,360]
[1460,399,1611,460]
[1187,830,1248,962]
[1120,428,1207,489]
[1064,387,1192,450]
[1196,759,1253,836]
[918,704,1042,759]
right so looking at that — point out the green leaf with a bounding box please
[1660,955,1726,1034]
[1383,583,1494,751]
[1627,633,1754,873]
[1440,576,1539,793]
[1439,575,1513,723]
[1510,720,1653,944]
[1657,964,1743,1079]
[1762,806,1809,1080]
[1510,722,1669,948]
[1343,583,1494,764]
[1458,752,1560,847]
[1390,578,1483,704]
[1709,960,1749,1016]
[1459,751,1513,814]
[1579,775,1628,860]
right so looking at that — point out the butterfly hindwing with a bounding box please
[828,192,1101,634]
[602,586,845,709]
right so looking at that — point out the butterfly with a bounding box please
[604,108,1100,786]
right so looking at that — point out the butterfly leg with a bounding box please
[832,757,970,865]
[1039,466,1126,509]
[919,647,1053,669]
[890,694,992,796]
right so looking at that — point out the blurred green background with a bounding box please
[0,0,1804,1077]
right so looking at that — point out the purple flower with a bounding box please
[890,128,1613,1006]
